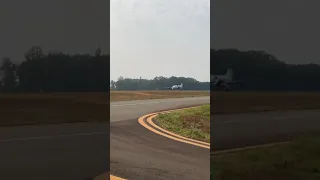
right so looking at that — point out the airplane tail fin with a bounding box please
[226,68,233,80]
[180,83,183,88]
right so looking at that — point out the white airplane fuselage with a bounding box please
[211,68,238,91]
[168,83,183,90]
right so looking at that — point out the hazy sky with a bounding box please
[0,0,109,63]
[211,0,320,64]
[111,0,210,82]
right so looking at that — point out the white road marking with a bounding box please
[0,132,107,143]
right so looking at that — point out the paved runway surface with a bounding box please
[110,96,209,122]
[0,122,109,180]
[110,96,210,180]
[211,109,320,151]
[0,96,209,180]
[111,119,209,180]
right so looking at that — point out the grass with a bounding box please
[154,105,210,142]
[211,133,320,180]
[0,93,109,126]
[211,92,320,114]
[110,90,209,101]
[0,91,208,126]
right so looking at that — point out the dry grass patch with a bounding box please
[110,90,209,101]
[0,93,109,126]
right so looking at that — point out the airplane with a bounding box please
[211,68,242,91]
[165,83,183,90]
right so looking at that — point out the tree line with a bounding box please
[211,48,320,91]
[110,76,210,90]
[0,46,109,93]
[0,46,209,92]
[4,47,316,92]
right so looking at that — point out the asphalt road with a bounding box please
[110,96,210,180]
[211,109,320,151]
[110,96,209,122]
[0,96,209,180]
[0,122,109,180]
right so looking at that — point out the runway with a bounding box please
[110,96,210,179]
[110,96,209,122]
[0,122,109,180]
[0,96,209,180]
[211,109,320,151]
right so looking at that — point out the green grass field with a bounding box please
[211,133,320,180]
[154,105,210,142]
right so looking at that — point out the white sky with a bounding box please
[110,0,210,82]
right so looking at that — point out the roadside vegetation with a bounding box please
[211,133,320,180]
[154,104,210,142]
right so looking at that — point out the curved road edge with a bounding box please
[138,107,292,155]
[138,107,210,149]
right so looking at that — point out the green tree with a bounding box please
[113,76,210,90]
[211,48,320,91]
[17,47,110,92]
[0,57,18,92]
[24,46,44,61]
